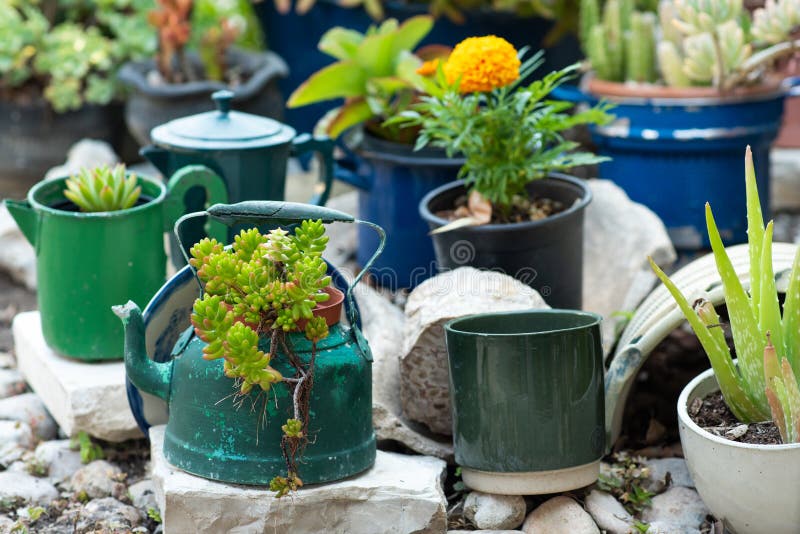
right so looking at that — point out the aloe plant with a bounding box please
[63,165,141,213]
[286,16,439,139]
[650,147,800,442]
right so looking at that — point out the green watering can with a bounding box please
[115,200,385,485]
[4,166,228,361]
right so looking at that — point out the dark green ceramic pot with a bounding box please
[445,309,605,495]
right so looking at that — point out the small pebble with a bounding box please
[641,487,710,530]
[584,490,633,534]
[725,424,749,440]
[0,393,58,440]
[522,496,600,534]
[70,460,124,499]
[0,471,58,506]
[464,491,526,530]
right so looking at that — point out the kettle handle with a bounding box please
[173,200,386,331]
[291,134,335,206]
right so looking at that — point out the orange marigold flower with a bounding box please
[416,58,441,77]
[443,36,521,93]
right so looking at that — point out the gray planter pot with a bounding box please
[118,48,288,146]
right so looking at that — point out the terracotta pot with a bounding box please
[586,77,782,101]
[299,286,344,330]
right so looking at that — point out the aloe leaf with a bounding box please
[287,61,367,107]
[355,28,396,76]
[649,257,763,421]
[758,222,784,356]
[782,246,800,377]
[745,145,765,314]
[766,382,789,443]
[764,333,781,386]
[781,358,800,443]
[706,203,770,418]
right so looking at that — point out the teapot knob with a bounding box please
[212,90,234,117]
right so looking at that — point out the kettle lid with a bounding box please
[150,90,295,150]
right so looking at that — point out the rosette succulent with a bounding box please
[63,165,142,213]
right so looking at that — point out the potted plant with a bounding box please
[445,309,605,494]
[403,36,612,309]
[650,147,800,534]
[557,0,800,249]
[4,163,228,361]
[116,203,379,488]
[251,0,584,134]
[288,15,463,289]
[0,0,154,193]
[118,0,288,146]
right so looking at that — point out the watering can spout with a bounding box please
[4,200,38,247]
[140,145,172,177]
[113,301,171,402]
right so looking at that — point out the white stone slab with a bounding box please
[149,425,448,534]
[12,311,143,442]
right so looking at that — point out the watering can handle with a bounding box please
[173,200,386,330]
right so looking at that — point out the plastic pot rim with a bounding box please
[419,173,592,233]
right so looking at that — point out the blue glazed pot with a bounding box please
[337,133,462,290]
[254,0,582,134]
[554,79,797,249]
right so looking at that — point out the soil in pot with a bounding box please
[438,192,567,224]
[688,392,782,445]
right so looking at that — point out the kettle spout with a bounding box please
[4,200,38,247]
[113,301,171,402]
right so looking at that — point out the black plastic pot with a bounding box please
[419,174,591,309]
[118,48,288,146]
[0,98,123,197]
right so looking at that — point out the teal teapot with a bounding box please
[115,201,385,486]
[141,90,335,257]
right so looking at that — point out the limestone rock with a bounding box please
[0,472,58,506]
[584,490,633,534]
[0,352,16,369]
[13,312,143,441]
[0,369,26,399]
[355,283,454,460]
[449,531,524,533]
[34,439,84,484]
[0,420,34,450]
[646,521,701,534]
[0,204,36,290]
[128,479,158,511]
[522,496,599,534]
[70,460,124,499]
[583,180,676,353]
[0,393,57,440]
[75,497,143,534]
[643,458,694,493]
[401,268,549,435]
[149,425,447,534]
[641,487,710,530]
[464,492,526,530]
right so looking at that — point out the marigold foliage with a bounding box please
[443,35,521,93]
[189,221,331,393]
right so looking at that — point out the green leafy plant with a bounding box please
[651,146,800,443]
[287,16,443,140]
[147,507,162,523]
[63,165,141,213]
[581,0,800,90]
[396,45,612,221]
[189,221,334,496]
[70,431,105,463]
[0,0,155,112]
[597,452,654,515]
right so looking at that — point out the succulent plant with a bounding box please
[0,0,154,112]
[580,0,657,83]
[651,147,800,443]
[287,16,440,139]
[189,222,334,494]
[583,0,800,90]
[63,165,142,213]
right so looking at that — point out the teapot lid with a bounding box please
[150,90,295,150]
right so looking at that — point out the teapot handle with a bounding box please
[174,200,386,334]
[291,134,335,206]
